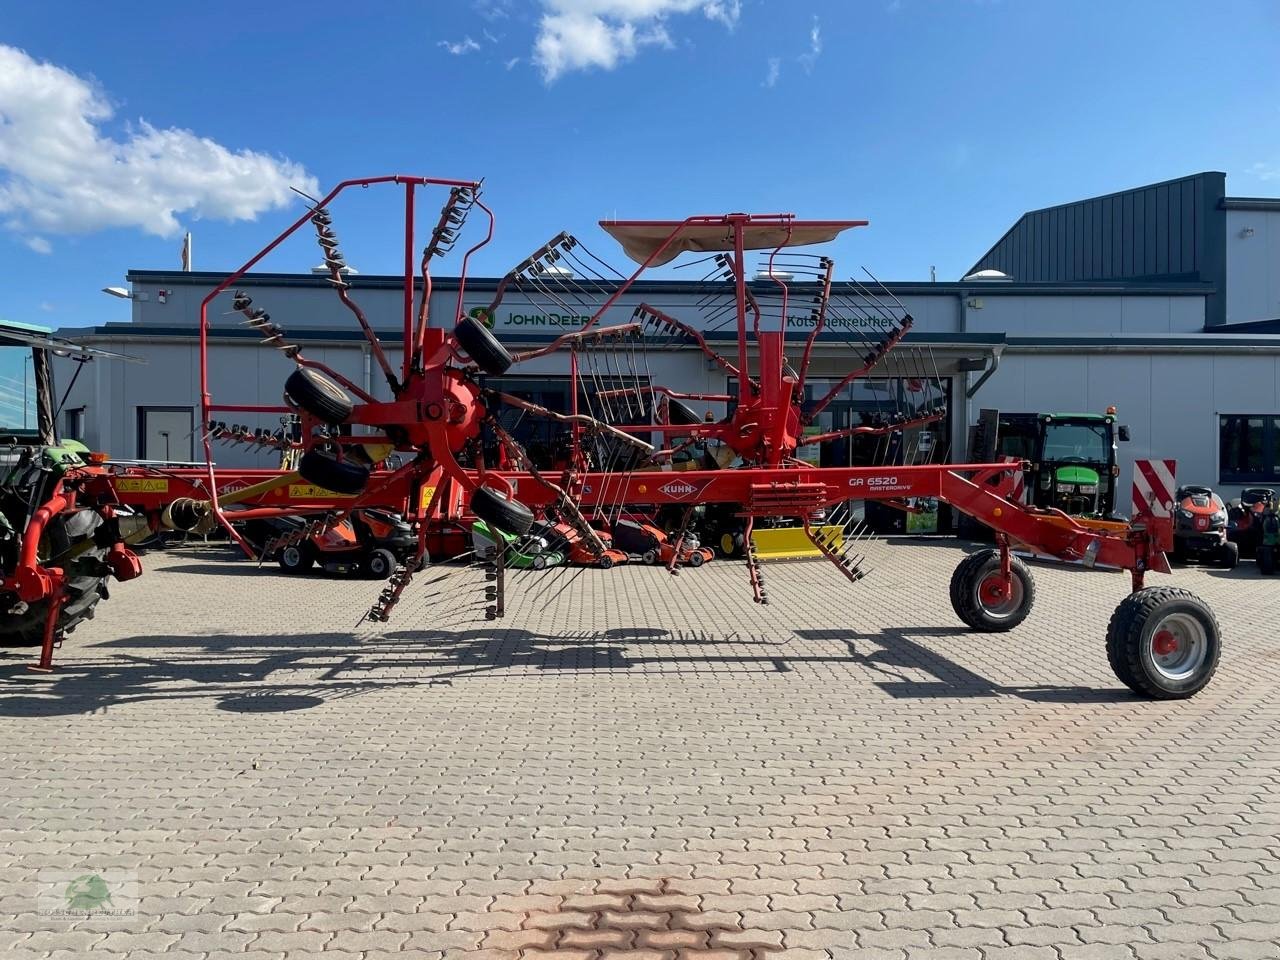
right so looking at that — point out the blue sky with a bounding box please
[1,0,1278,331]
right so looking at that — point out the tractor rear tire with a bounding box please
[949,548,1036,632]
[365,548,397,580]
[285,367,353,425]
[1105,586,1220,699]
[1,510,110,648]
[469,485,533,536]
[1216,541,1240,570]
[454,316,512,376]
[297,450,370,496]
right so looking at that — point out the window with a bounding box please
[64,407,85,442]
[1219,415,1280,483]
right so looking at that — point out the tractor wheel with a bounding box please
[297,450,370,496]
[365,548,397,580]
[285,367,353,425]
[453,316,512,376]
[949,548,1036,632]
[278,543,314,574]
[1216,541,1240,570]
[1106,586,1220,699]
[469,485,533,536]
[1,510,110,647]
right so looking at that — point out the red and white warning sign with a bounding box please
[1002,456,1026,503]
[1132,459,1176,518]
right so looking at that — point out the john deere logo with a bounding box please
[65,875,112,912]
[469,306,494,329]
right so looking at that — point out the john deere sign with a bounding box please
[467,304,891,333]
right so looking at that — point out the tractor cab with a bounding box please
[990,410,1127,519]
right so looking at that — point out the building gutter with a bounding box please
[965,345,1003,399]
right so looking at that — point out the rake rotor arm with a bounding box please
[802,315,915,425]
[484,232,574,316]
[634,304,752,388]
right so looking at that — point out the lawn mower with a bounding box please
[471,519,566,570]
[88,173,1223,700]
[1170,484,1237,568]
[1227,487,1276,558]
[530,518,627,569]
[611,517,713,568]
[1257,506,1280,575]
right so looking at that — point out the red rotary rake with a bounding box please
[106,173,1219,699]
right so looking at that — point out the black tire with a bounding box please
[285,367,353,425]
[278,543,314,573]
[453,316,512,376]
[531,553,548,571]
[949,548,1036,632]
[469,485,533,536]
[1,510,110,647]
[666,397,701,425]
[1258,546,1276,576]
[598,554,614,570]
[1216,540,1239,570]
[365,548,396,579]
[297,450,370,495]
[1105,586,1220,699]
[688,550,705,568]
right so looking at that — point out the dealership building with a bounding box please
[52,171,1280,505]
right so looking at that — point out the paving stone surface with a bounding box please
[1,539,1278,959]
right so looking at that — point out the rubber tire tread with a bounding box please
[1105,586,1220,700]
[948,548,1036,632]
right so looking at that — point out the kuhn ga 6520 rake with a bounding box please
[138,174,1219,700]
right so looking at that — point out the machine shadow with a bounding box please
[0,615,1132,717]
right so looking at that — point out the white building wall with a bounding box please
[965,295,1204,335]
[971,350,1280,502]
[1225,209,1280,324]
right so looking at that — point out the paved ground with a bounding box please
[1,538,1278,960]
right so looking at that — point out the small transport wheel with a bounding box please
[598,554,614,570]
[531,554,548,571]
[688,550,705,567]
[365,548,397,579]
[1106,586,1220,699]
[298,450,371,495]
[1216,540,1239,570]
[949,548,1036,632]
[469,485,534,536]
[642,549,659,565]
[453,316,513,376]
[285,367,353,425]
[278,543,314,573]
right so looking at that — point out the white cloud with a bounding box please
[438,36,482,55]
[475,0,513,20]
[23,235,51,254]
[763,57,781,88]
[505,56,522,70]
[0,45,316,241]
[39,301,54,313]
[798,16,822,72]
[1248,161,1280,182]
[534,1,741,82]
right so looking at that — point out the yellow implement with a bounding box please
[750,524,843,560]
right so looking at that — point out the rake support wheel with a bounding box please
[949,548,1035,632]
[454,316,513,376]
[285,367,353,425]
[469,485,534,536]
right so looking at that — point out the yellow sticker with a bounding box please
[418,485,437,509]
[288,484,355,499]
[115,478,168,493]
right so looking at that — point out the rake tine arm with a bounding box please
[796,257,835,389]
[508,322,643,365]
[484,232,574,315]
[802,315,915,425]
[635,304,753,388]
[802,410,944,446]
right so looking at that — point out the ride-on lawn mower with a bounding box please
[1171,485,1238,568]
[1227,487,1276,558]
[1257,506,1280,575]
[245,508,418,578]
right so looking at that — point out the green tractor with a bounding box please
[971,408,1130,520]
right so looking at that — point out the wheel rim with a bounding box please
[282,547,302,568]
[975,571,1023,620]
[1148,613,1208,681]
[370,557,388,575]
